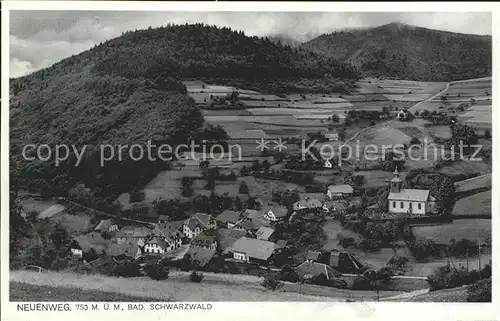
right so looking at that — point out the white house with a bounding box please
[324,159,333,168]
[396,109,411,121]
[387,168,436,215]
[263,205,288,222]
[143,237,168,254]
[326,184,354,199]
[325,132,339,141]
[182,213,216,239]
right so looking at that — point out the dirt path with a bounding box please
[408,82,450,113]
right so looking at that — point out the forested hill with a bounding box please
[9,23,360,200]
[301,23,492,81]
[90,23,360,92]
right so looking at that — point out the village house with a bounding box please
[69,232,108,259]
[263,205,288,222]
[295,261,338,280]
[143,236,169,254]
[228,237,278,265]
[387,169,436,215]
[305,250,321,262]
[151,222,184,250]
[255,226,275,241]
[182,213,217,239]
[106,241,142,260]
[186,247,216,269]
[191,231,218,250]
[216,228,247,253]
[324,159,333,168]
[115,226,150,247]
[215,210,242,228]
[325,131,339,141]
[326,184,354,199]
[293,193,327,211]
[317,250,365,274]
[94,219,119,233]
[396,109,412,121]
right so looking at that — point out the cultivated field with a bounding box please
[411,219,491,244]
[452,191,491,217]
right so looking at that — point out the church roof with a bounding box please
[388,189,430,202]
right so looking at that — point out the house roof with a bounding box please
[185,213,213,230]
[39,204,66,219]
[229,237,278,261]
[191,232,217,248]
[186,247,216,268]
[305,250,321,261]
[73,232,108,254]
[94,219,115,232]
[152,222,184,241]
[234,216,269,231]
[266,205,288,218]
[388,189,430,202]
[296,261,337,280]
[106,242,139,258]
[145,236,169,250]
[115,226,151,239]
[216,210,241,224]
[242,209,262,220]
[216,228,247,252]
[328,185,354,194]
[255,226,275,241]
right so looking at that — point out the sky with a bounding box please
[10,11,492,78]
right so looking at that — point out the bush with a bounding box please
[190,270,204,283]
[239,181,249,194]
[352,275,372,290]
[279,265,300,283]
[426,264,480,291]
[410,137,421,145]
[113,261,141,277]
[467,278,491,302]
[262,275,283,291]
[146,263,170,280]
[129,190,145,203]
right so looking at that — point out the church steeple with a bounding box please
[390,167,403,193]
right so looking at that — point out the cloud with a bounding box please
[9,11,492,78]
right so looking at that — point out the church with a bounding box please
[387,168,436,215]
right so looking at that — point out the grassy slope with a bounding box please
[10,282,159,302]
[10,270,403,302]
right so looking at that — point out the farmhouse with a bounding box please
[215,210,242,228]
[295,261,338,280]
[143,236,169,254]
[94,219,118,233]
[326,184,354,199]
[325,131,339,141]
[186,247,216,268]
[69,232,108,258]
[182,213,217,239]
[191,231,218,250]
[216,228,247,253]
[317,250,365,273]
[255,226,275,241]
[387,169,436,215]
[152,222,184,250]
[396,109,412,121]
[263,205,288,222]
[106,241,142,260]
[293,193,326,211]
[228,237,278,264]
[115,226,150,246]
